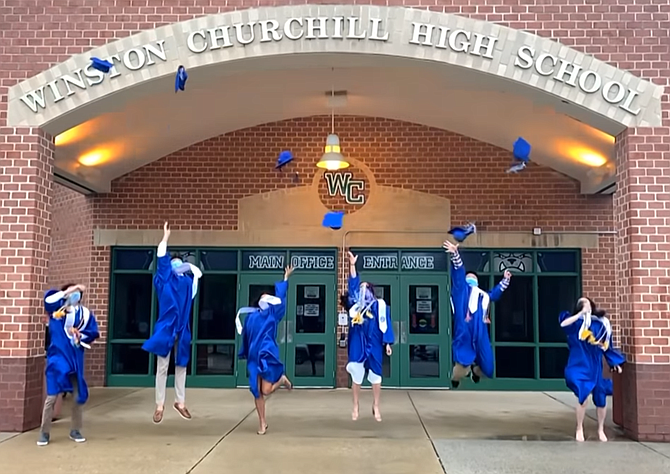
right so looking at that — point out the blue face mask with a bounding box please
[171,259,183,270]
[69,291,81,305]
[465,277,478,287]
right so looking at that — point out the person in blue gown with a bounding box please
[236,265,295,435]
[142,222,202,424]
[38,283,99,446]
[343,251,394,422]
[560,297,625,442]
[443,239,511,388]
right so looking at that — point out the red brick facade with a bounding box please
[0,1,669,441]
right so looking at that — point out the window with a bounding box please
[461,249,581,382]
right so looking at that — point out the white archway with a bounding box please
[7,5,663,193]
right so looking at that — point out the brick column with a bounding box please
[613,127,670,442]
[0,127,54,432]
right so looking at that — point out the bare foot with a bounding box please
[373,405,382,422]
[352,405,359,421]
[598,430,608,442]
[257,423,268,435]
[576,428,585,442]
[281,375,293,390]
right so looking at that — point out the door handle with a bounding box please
[286,320,293,344]
[400,321,407,344]
[278,320,286,344]
[393,321,400,345]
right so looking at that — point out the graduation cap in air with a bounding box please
[90,57,114,73]
[322,211,344,230]
[448,222,476,243]
[175,65,188,93]
[276,150,294,170]
[506,137,531,174]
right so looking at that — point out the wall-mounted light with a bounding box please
[78,149,110,166]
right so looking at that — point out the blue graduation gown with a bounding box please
[43,291,100,404]
[450,253,508,378]
[238,280,288,398]
[560,311,625,407]
[346,275,395,377]
[142,253,194,367]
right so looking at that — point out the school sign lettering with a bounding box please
[19,16,643,117]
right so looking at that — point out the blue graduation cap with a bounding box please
[506,137,531,173]
[513,137,531,163]
[322,211,344,230]
[448,222,476,243]
[175,66,188,93]
[90,57,114,73]
[276,151,293,169]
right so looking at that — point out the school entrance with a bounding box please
[107,245,581,391]
[353,248,582,390]
[107,247,339,389]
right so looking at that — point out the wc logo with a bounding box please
[324,172,366,205]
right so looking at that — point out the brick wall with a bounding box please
[1,0,668,438]
[56,115,615,388]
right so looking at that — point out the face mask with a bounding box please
[69,291,81,305]
[171,259,183,270]
[465,277,478,287]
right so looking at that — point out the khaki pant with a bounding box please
[155,352,186,405]
[40,375,83,435]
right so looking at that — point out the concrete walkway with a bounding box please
[1,388,669,474]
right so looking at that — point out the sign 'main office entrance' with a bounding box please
[20,15,642,117]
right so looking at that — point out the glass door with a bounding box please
[399,275,451,387]
[285,274,336,387]
[356,274,401,388]
[235,273,284,388]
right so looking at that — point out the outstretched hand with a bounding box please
[284,265,295,280]
[504,270,512,280]
[611,365,623,374]
[443,240,459,254]
[347,251,358,265]
[162,221,171,241]
[386,344,392,356]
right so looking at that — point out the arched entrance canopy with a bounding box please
[7,5,663,193]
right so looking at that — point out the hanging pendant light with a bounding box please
[317,78,350,171]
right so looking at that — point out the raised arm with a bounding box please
[558,310,584,336]
[347,251,361,303]
[443,240,465,290]
[489,270,512,302]
[269,265,294,322]
[154,222,172,291]
[44,284,85,314]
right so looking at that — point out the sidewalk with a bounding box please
[1,388,668,473]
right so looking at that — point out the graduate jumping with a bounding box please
[443,239,511,388]
[142,222,202,424]
[38,283,99,446]
[343,251,394,422]
[560,297,625,442]
[236,265,295,435]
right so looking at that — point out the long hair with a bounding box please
[340,292,353,311]
[574,297,607,318]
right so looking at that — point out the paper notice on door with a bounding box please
[304,286,320,298]
[303,304,320,317]
[416,287,432,300]
[296,305,304,316]
[416,300,432,314]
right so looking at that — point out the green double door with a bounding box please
[358,274,452,388]
[236,273,337,388]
